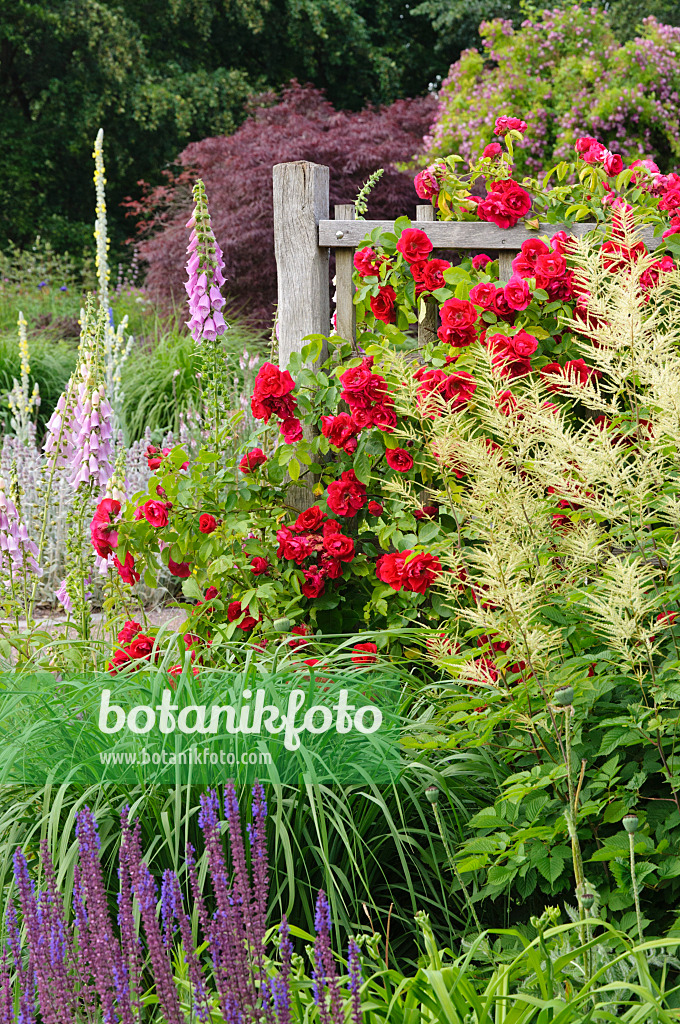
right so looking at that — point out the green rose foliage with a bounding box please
[426,7,680,178]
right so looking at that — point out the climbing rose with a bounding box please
[118,620,142,644]
[368,500,383,515]
[414,166,441,201]
[326,469,366,517]
[323,532,355,562]
[114,552,140,586]
[227,600,259,630]
[396,228,433,263]
[504,276,532,311]
[141,500,169,529]
[483,142,503,158]
[90,498,120,558]
[168,558,191,578]
[199,513,217,534]
[370,285,397,324]
[352,642,377,664]
[385,448,414,472]
[250,557,269,575]
[440,297,477,330]
[401,552,442,593]
[472,254,492,270]
[294,506,326,532]
[494,116,527,136]
[353,247,382,277]
[240,448,267,472]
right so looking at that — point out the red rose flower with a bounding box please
[302,569,325,599]
[326,469,366,517]
[321,413,360,452]
[127,634,155,660]
[396,228,433,263]
[370,285,397,324]
[282,534,314,565]
[437,325,477,347]
[372,404,397,430]
[227,600,259,630]
[504,276,531,311]
[114,552,140,586]
[385,448,414,472]
[146,445,162,470]
[491,288,515,321]
[142,500,169,529]
[168,558,191,579]
[414,505,438,520]
[108,648,131,674]
[204,586,218,600]
[351,642,377,664]
[294,506,326,532]
[469,282,497,309]
[117,620,142,644]
[402,552,442,593]
[199,513,217,534]
[323,532,355,562]
[422,259,451,292]
[90,498,121,558]
[353,247,382,277]
[472,254,492,270]
[368,500,383,515]
[376,551,408,590]
[512,238,550,278]
[494,116,528,136]
[603,151,623,176]
[440,298,477,331]
[251,363,297,423]
[477,193,513,229]
[240,448,268,473]
[320,554,343,579]
[483,142,503,158]
[575,136,606,164]
[414,166,440,201]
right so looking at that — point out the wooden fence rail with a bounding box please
[273,159,657,367]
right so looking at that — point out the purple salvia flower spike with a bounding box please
[168,871,211,1023]
[272,917,292,1024]
[119,809,143,1021]
[161,870,174,950]
[6,899,33,1024]
[198,791,253,1015]
[0,950,13,1024]
[75,806,129,1024]
[72,865,97,1020]
[125,819,183,1024]
[250,780,269,949]
[313,891,342,1024]
[347,939,363,1024]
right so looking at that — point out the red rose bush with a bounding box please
[95,124,680,674]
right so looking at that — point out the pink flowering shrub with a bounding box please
[426,9,680,178]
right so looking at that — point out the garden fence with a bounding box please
[272,159,656,366]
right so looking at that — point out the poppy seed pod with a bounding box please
[272,617,292,632]
[581,892,596,910]
[622,812,639,833]
[553,685,574,706]
[425,785,439,805]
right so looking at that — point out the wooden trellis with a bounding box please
[272,159,656,369]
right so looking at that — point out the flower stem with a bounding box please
[629,831,643,943]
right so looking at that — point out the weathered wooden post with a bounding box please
[272,161,330,509]
[273,161,330,369]
[333,203,356,344]
[416,204,438,346]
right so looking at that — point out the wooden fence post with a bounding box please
[334,203,356,344]
[273,161,330,369]
[416,205,438,346]
[272,161,330,510]
[498,252,514,284]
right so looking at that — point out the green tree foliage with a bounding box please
[0,0,442,256]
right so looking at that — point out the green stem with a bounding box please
[629,831,643,943]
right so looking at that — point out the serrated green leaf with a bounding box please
[181,576,203,601]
